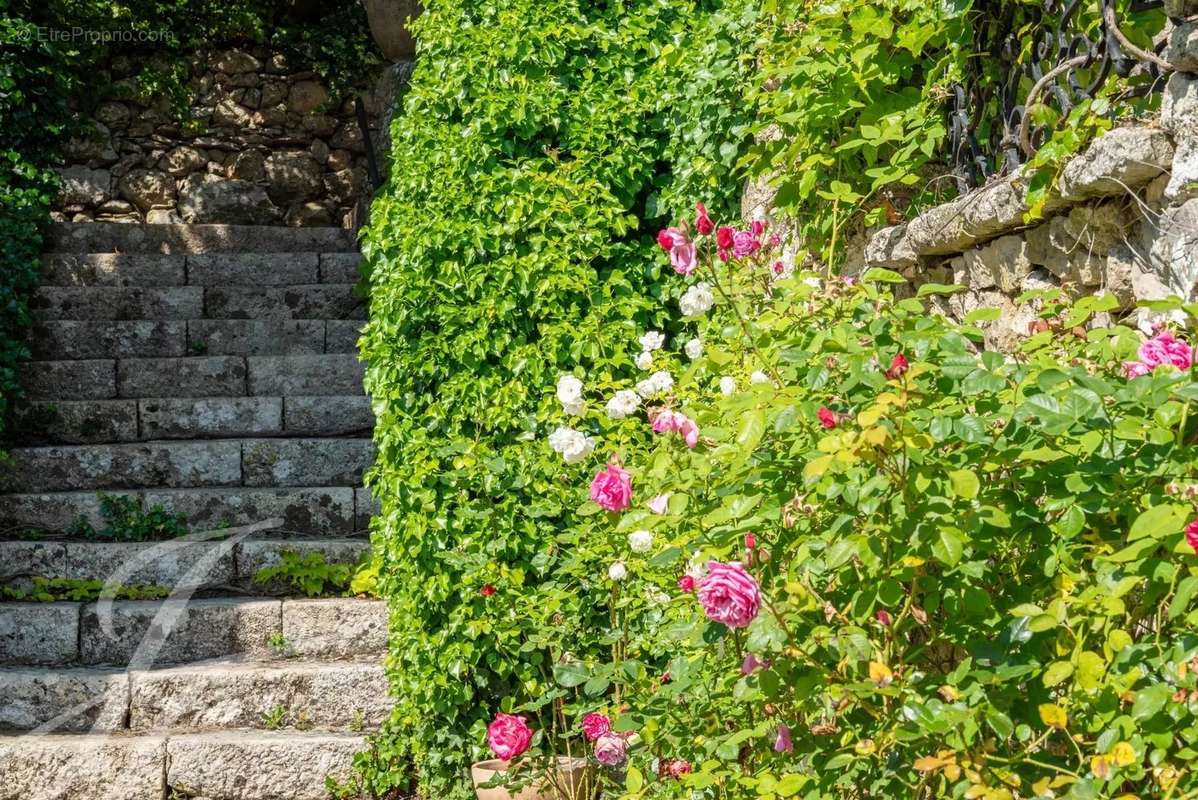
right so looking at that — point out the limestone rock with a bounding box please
[1057,127,1174,200]
[1168,19,1198,72]
[95,102,130,129]
[265,153,323,202]
[228,149,266,181]
[282,599,386,658]
[289,80,329,113]
[160,146,207,177]
[1165,0,1198,18]
[961,234,1030,293]
[0,668,129,731]
[214,50,261,74]
[1136,198,1198,298]
[213,98,254,128]
[261,80,287,107]
[1025,204,1130,287]
[146,208,182,224]
[0,602,79,665]
[285,201,333,227]
[325,168,363,204]
[63,123,117,164]
[178,174,279,225]
[0,734,166,800]
[1164,138,1198,202]
[1163,72,1198,135]
[57,166,110,206]
[328,148,353,172]
[118,169,175,212]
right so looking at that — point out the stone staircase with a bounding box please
[0,223,387,800]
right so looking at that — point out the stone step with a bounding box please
[141,397,284,439]
[117,355,247,397]
[242,438,375,487]
[0,486,362,535]
[48,221,358,254]
[41,252,185,287]
[204,284,364,320]
[30,286,203,320]
[9,400,139,445]
[29,320,187,359]
[189,319,325,355]
[0,730,364,800]
[18,359,116,400]
[0,537,370,591]
[0,597,385,666]
[247,354,365,396]
[188,252,320,285]
[40,252,362,288]
[0,440,243,492]
[0,659,387,734]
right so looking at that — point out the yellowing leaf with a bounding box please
[862,426,889,446]
[858,406,883,427]
[914,755,946,772]
[869,661,893,687]
[901,555,926,567]
[1038,703,1068,729]
[1110,741,1137,767]
[1091,756,1112,780]
[804,454,834,479]
[854,739,876,755]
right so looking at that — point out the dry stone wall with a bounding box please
[53,47,400,228]
[861,24,1198,350]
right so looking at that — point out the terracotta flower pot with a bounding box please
[471,757,593,800]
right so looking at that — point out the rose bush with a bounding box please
[487,202,1198,800]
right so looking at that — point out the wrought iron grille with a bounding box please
[948,0,1173,193]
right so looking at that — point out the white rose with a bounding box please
[644,585,670,605]
[628,529,653,553]
[750,370,770,385]
[719,376,737,396]
[548,427,595,463]
[679,282,714,317]
[605,389,641,420]
[684,338,703,360]
[608,561,628,581]
[635,351,653,370]
[636,370,673,399]
[556,374,583,409]
[639,331,665,352]
[548,426,575,453]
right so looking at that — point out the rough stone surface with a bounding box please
[166,731,364,800]
[1169,19,1198,73]
[0,733,167,800]
[63,540,237,588]
[960,234,1031,293]
[319,252,363,283]
[139,487,359,534]
[0,541,66,580]
[188,253,319,286]
[130,660,388,730]
[47,222,356,254]
[0,668,129,731]
[355,487,380,530]
[40,253,186,287]
[57,166,111,206]
[236,538,370,587]
[188,319,325,355]
[204,284,363,320]
[118,169,176,212]
[324,320,364,353]
[0,603,80,665]
[117,356,246,398]
[140,397,283,439]
[178,174,280,225]
[79,598,280,666]
[1163,72,1198,136]
[1164,137,1198,202]
[1138,198,1198,295]
[1025,204,1131,287]
[247,354,365,396]
[241,438,374,487]
[2,440,242,492]
[29,286,202,321]
[282,599,386,658]
[0,492,116,534]
[18,360,116,400]
[264,153,324,203]
[30,320,186,359]
[283,396,374,435]
[1057,127,1174,200]
[8,400,139,446]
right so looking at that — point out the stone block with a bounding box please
[320,252,362,283]
[40,253,186,287]
[961,234,1031,293]
[204,284,363,320]
[283,396,374,435]
[30,320,187,359]
[242,438,374,487]
[1163,72,1198,135]
[47,222,357,254]
[0,667,129,731]
[0,541,66,580]
[355,487,380,529]
[1057,127,1174,201]
[64,540,237,588]
[324,320,364,353]
[2,440,242,492]
[79,597,280,666]
[247,354,365,395]
[1136,198,1198,296]
[118,168,176,213]
[0,603,80,665]
[9,400,139,445]
[1164,138,1198,203]
[18,360,116,400]
[188,319,325,356]
[117,356,246,398]
[139,487,358,534]
[56,166,111,207]
[1169,19,1198,73]
[283,599,386,658]
[29,286,202,321]
[0,733,166,800]
[0,491,122,534]
[188,253,319,286]
[140,397,283,438]
[165,731,363,800]
[178,174,280,225]
[130,660,388,731]
[1026,204,1131,287]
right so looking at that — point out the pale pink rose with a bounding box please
[666,759,691,779]
[1123,360,1152,378]
[740,653,770,674]
[1139,331,1194,371]
[670,240,697,275]
[676,415,700,448]
[651,408,679,434]
[773,724,793,753]
[731,230,759,259]
[593,733,627,765]
[697,561,761,629]
[590,463,632,512]
[581,712,610,741]
[487,713,533,760]
[648,494,670,514]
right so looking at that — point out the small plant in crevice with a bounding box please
[1,577,170,602]
[262,704,288,731]
[267,630,296,658]
[68,493,188,542]
[254,549,380,598]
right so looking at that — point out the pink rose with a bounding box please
[1123,360,1152,379]
[656,230,677,252]
[676,415,700,448]
[695,203,714,236]
[697,561,761,629]
[487,713,533,760]
[773,724,793,753]
[667,759,691,779]
[650,409,699,448]
[651,408,679,434]
[1187,520,1198,554]
[817,407,838,429]
[581,712,610,741]
[590,463,632,512]
[740,653,770,674]
[648,494,670,514]
[670,240,697,275]
[751,219,767,236]
[1139,331,1194,371]
[678,575,696,593]
[593,733,627,765]
[732,230,760,259]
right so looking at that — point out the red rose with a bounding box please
[716,226,735,250]
[817,407,838,429]
[695,202,714,235]
[875,608,892,626]
[656,230,675,252]
[678,575,696,593]
[884,353,909,380]
[1186,520,1198,554]
[480,584,496,597]
[744,532,757,550]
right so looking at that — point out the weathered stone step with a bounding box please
[242,438,375,487]
[190,319,324,355]
[204,284,363,320]
[10,400,139,445]
[0,486,362,535]
[0,730,364,800]
[40,252,362,287]
[41,252,185,287]
[0,440,243,492]
[29,320,186,359]
[0,597,386,666]
[30,286,203,320]
[18,359,116,400]
[247,354,365,396]
[0,537,370,590]
[0,659,387,734]
[48,221,358,254]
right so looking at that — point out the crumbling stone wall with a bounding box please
[861,23,1198,349]
[53,47,396,228]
